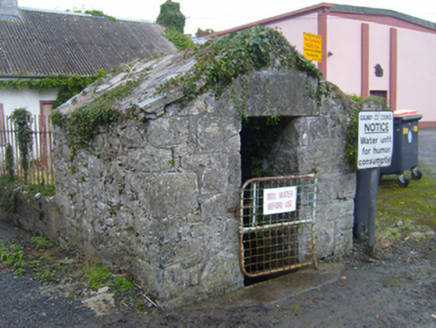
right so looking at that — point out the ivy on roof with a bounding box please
[158,25,325,100]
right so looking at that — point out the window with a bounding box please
[370,90,387,100]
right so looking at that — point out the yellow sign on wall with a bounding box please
[303,32,322,62]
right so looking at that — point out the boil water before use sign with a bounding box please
[357,110,394,170]
[263,186,297,215]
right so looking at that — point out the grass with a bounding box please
[83,263,113,289]
[31,236,54,250]
[0,233,138,298]
[114,276,134,291]
[377,167,436,241]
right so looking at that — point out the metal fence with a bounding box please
[0,115,55,185]
[238,173,317,277]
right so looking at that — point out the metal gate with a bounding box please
[238,173,317,277]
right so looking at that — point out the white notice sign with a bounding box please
[357,111,394,170]
[263,186,297,215]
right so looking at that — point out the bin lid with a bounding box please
[393,109,418,117]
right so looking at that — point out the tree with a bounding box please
[162,28,193,51]
[156,0,186,34]
[195,28,215,37]
[65,8,116,21]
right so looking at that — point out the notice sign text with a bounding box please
[357,111,394,169]
[263,186,297,215]
[303,32,322,62]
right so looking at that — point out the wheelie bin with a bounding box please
[379,110,423,187]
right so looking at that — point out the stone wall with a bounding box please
[0,193,61,243]
[53,54,357,307]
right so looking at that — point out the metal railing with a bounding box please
[0,115,55,185]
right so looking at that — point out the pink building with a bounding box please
[208,3,436,127]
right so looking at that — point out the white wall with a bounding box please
[0,88,58,117]
[326,16,362,95]
[397,28,436,122]
[368,24,391,93]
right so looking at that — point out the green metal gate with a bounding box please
[238,173,317,277]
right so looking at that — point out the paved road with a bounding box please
[419,127,436,171]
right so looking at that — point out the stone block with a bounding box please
[196,116,240,153]
[127,145,173,172]
[314,220,335,258]
[147,116,189,148]
[144,172,199,218]
[316,199,354,223]
[237,70,319,117]
[201,167,228,194]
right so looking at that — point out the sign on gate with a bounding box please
[263,186,297,215]
[357,111,394,170]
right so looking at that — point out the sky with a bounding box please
[18,0,436,35]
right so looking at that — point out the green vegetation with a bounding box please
[0,71,106,109]
[377,169,436,241]
[158,26,328,109]
[241,116,289,181]
[5,144,14,179]
[83,263,113,289]
[9,108,33,182]
[25,182,56,197]
[0,174,55,213]
[114,276,134,291]
[195,28,214,37]
[292,304,300,314]
[84,9,116,21]
[162,27,194,51]
[52,77,143,150]
[0,235,132,294]
[0,241,24,269]
[0,175,21,212]
[1,234,138,301]
[31,236,54,250]
[156,1,192,51]
[65,8,116,20]
[156,0,186,34]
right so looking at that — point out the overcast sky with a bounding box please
[18,0,436,35]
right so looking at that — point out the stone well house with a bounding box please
[54,32,357,306]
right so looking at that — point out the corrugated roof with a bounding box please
[0,8,177,77]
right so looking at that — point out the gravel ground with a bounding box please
[0,127,435,328]
[0,227,103,328]
[0,270,98,327]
